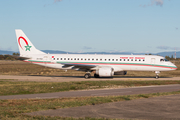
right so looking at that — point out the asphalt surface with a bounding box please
[26,94,180,120]
[0,84,180,100]
[1,75,180,82]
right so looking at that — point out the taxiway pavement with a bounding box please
[1,75,180,82]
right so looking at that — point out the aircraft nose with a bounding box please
[171,63,177,69]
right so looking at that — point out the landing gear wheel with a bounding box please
[94,74,99,78]
[155,75,159,79]
[84,73,91,79]
[155,71,160,79]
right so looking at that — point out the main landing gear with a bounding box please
[84,73,91,79]
[94,73,99,78]
[155,71,160,79]
[84,71,100,79]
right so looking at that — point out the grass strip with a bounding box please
[0,80,180,96]
[0,91,180,120]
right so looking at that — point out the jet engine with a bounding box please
[114,71,127,75]
[96,67,114,77]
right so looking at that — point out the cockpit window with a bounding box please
[164,59,168,61]
[160,59,169,62]
[160,59,164,62]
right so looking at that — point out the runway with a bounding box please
[0,84,180,100]
[1,75,180,82]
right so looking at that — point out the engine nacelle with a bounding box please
[114,71,127,75]
[96,67,114,77]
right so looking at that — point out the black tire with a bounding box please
[94,74,99,78]
[84,73,91,79]
[155,75,159,79]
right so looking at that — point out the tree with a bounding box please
[171,55,174,59]
[13,53,20,56]
[0,55,5,60]
[165,56,170,60]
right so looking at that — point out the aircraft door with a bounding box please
[151,58,155,66]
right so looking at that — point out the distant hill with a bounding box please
[157,52,179,58]
[0,50,16,55]
[0,50,179,58]
[42,50,67,54]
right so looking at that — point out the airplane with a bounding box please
[15,29,177,79]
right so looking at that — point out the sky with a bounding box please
[0,0,180,53]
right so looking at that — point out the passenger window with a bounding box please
[88,58,90,61]
[109,59,111,61]
[96,59,98,61]
[92,59,94,61]
[64,58,66,60]
[131,59,133,61]
[100,59,102,61]
[116,59,118,61]
[139,59,141,61]
[68,58,70,60]
[81,58,83,60]
[112,59,114,61]
[104,59,106,61]
[57,58,59,60]
[124,59,125,61]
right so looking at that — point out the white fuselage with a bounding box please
[24,54,177,72]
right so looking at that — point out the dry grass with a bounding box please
[0,60,180,77]
[0,60,85,76]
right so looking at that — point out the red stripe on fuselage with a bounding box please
[70,62,177,69]
[24,61,54,64]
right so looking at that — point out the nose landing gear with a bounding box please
[155,71,160,79]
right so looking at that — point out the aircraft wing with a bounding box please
[61,63,97,70]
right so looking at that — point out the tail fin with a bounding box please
[15,29,46,57]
